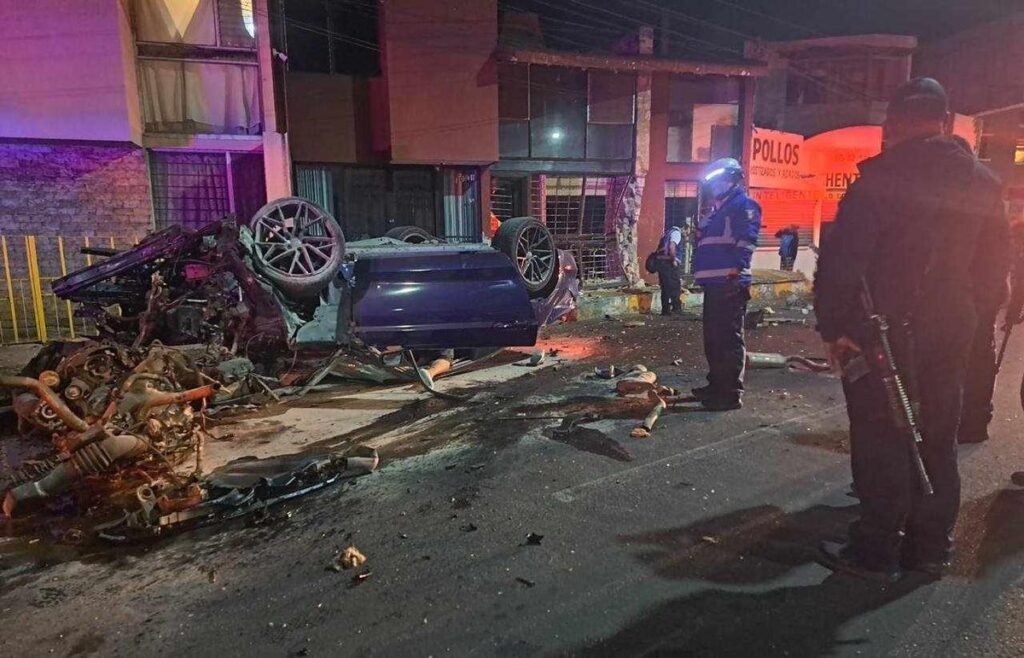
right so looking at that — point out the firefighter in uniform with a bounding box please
[692,158,761,411]
[815,78,1010,580]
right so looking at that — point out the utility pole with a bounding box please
[659,8,671,56]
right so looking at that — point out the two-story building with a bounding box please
[915,12,1024,223]
[492,18,765,284]
[0,0,767,299]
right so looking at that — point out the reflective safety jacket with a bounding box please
[693,189,761,286]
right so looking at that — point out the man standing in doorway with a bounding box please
[692,158,762,411]
[815,78,1009,580]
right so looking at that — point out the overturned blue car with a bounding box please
[51,197,579,385]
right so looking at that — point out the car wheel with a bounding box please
[493,217,558,298]
[384,226,436,244]
[249,197,346,298]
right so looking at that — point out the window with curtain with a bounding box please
[138,60,261,135]
[133,0,256,49]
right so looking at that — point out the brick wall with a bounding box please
[0,142,154,341]
[0,141,153,240]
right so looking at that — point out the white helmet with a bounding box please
[703,158,744,200]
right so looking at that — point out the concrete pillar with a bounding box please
[614,27,654,287]
[255,0,292,199]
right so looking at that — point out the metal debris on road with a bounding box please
[746,352,830,373]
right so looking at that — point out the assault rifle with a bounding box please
[843,277,934,495]
[997,298,1022,373]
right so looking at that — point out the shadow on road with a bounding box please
[572,572,926,657]
[573,490,1024,656]
[570,504,928,656]
[956,488,1024,579]
[618,504,857,585]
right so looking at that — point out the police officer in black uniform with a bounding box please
[957,137,1011,444]
[814,78,1010,581]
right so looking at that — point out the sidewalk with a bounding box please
[577,269,811,320]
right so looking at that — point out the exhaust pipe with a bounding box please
[3,434,148,516]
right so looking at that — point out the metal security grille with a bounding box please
[490,177,516,222]
[490,175,542,222]
[544,176,612,281]
[295,165,335,215]
[665,181,699,274]
[150,152,231,230]
[442,168,481,244]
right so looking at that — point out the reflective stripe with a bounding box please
[694,267,752,279]
[699,236,738,246]
[722,213,734,240]
[736,240,757,251]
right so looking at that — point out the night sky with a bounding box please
[500,0,1022,57]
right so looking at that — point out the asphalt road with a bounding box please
[3,318,1024,657]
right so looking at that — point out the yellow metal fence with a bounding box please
[0,234,143,346]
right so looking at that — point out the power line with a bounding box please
[606,0,879,102]
[702,0,824,38]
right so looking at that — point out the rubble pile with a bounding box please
[0,338,366,540]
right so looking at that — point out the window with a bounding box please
[283,0,381,76]
[978,121,995,162]
[667,77,740,163]
[138,60,261,135]
[151,151,266,230]
[530,67,588,159]
[133,0,256,49]
[499,63,530,158]
[498,64,636,161]
[587,71,635,160]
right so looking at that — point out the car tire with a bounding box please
[493,217,558,298]
[248,197,346,299]
[384,226,436,244]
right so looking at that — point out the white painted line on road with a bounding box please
[551,403,847,503]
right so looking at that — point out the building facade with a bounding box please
[746,34,916,138]
[915,13,1024,222]
[1,0,768,300]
